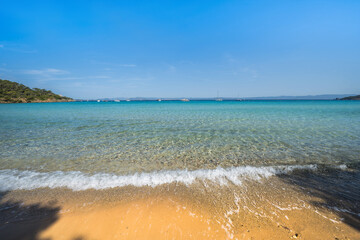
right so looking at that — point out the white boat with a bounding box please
[215,90,222,101]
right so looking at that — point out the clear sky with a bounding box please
[0,0,359,99]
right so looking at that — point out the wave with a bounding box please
[0,165,325,191]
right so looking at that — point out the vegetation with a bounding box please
[339,95,360,100]
[0,79,73,103]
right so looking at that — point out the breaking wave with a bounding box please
[0,165,324,191]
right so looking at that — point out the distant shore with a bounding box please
[0,79,73,103]
[338,95,360,100]
[0,99,74,104]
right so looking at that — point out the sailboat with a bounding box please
[215,90,223,101]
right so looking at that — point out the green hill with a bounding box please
[0,79,73,103]
[339,95,360,100]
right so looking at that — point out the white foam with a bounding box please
[0,165,318,191]
[336,164,347,170]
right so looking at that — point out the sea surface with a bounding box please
[0,100,359,191]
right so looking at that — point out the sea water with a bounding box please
[0,100,359,190]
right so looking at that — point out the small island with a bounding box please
[0,79,73,103]
[338,95,360,100]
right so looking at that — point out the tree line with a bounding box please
[0,79,72,103]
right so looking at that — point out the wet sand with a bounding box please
[1,174,359,240]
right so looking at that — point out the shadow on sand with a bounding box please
[277,164,360,232]
[0,191,60,240]
[1,166,359,239]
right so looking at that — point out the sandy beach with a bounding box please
[1,172,359,240]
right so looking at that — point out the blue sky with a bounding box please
[0,0,359,99]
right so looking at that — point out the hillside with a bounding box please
[339,95,360,100]
[0,79,73,103]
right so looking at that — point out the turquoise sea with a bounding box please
[0,100,359,190]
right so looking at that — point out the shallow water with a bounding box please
[1,101,359,174]
[0,100,360,191]
[1,101,360,239]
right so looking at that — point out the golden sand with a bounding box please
[0,179,358,240]
[40,197,226,240]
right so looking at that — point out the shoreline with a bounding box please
[0,99,74,104]
[1,101,359,239]
[1,173,359,240]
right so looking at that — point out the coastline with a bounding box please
[1,101,359,239]
[0,99,74,104]
[1,170,359,240]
